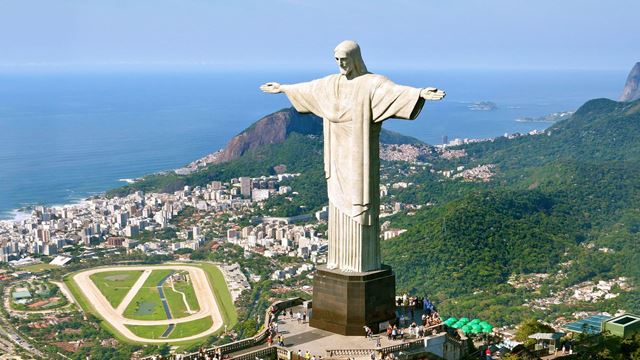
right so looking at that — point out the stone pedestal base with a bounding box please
[310,265,396,336]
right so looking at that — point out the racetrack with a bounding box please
[72,265,224,343]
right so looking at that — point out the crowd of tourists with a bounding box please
[385,294,443,340]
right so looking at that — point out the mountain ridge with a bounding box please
[214,107,423,164]
[382,97,640,324]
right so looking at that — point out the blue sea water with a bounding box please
[0,69,626,219]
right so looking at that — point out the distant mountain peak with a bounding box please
[620,62,640,102]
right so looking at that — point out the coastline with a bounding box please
[0,147,226,223]
[1,198,94,224]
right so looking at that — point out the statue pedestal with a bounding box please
[310,265,396,335]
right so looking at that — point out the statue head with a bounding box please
[334,40,368,78]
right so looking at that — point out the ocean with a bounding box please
[0,69,626,219]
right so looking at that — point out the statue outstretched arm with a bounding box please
[260,82,290,94]
[260,78,327,118]
[420,87,446,101]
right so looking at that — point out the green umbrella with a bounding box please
[470,328,481,334]
[479,321,490,326]
[445,317,457,323]
[470,319,480,324]
[482,327,493,333]
[459,317,470,323]
[451,322,463,329]
[472,324,482,331]
[462,327,472,334]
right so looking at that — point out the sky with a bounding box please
[1,0,639,71]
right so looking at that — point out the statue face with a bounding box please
[335,55,353,76]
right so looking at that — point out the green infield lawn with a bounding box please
[20,263,57,273]
[127,316,213,340]
[123,269,174,320]
[163,271,200,318]
[196,262,237,327]
[163,283,189,318]
[173,272,200,312]
[89,270,144,308]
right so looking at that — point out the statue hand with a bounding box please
[260,82,282,94]
[421,87,446,101]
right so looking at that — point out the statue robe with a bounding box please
[284,73,425,272]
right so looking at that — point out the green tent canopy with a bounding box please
[445,316,493,333]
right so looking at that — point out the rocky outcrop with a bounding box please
[214,108,321,163]
[620,62,640,102]
[214,107,423,163]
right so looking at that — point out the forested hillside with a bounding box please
[383,98,640,324]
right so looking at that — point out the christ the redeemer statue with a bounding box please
[261,40,445,273]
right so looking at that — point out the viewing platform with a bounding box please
[155,298,468,360]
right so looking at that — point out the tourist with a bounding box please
[267,335,273,346]
[386,325,393,340]
[410,322,417,336]
[303,311,307,323]
[297,350,302,359]
[297,312,302,324]
[391,325,397,340]
[305,350,310,360]
[364,325,372,338]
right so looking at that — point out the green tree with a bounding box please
[515,318,555,345]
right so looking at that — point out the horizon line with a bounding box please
[0,63,632,73]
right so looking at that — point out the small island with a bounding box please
[468,101,497,111]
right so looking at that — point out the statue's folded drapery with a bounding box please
[284,73,424,272]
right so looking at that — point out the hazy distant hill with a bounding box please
[621,62,640,102]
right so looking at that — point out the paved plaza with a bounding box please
[237,305,445,359]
